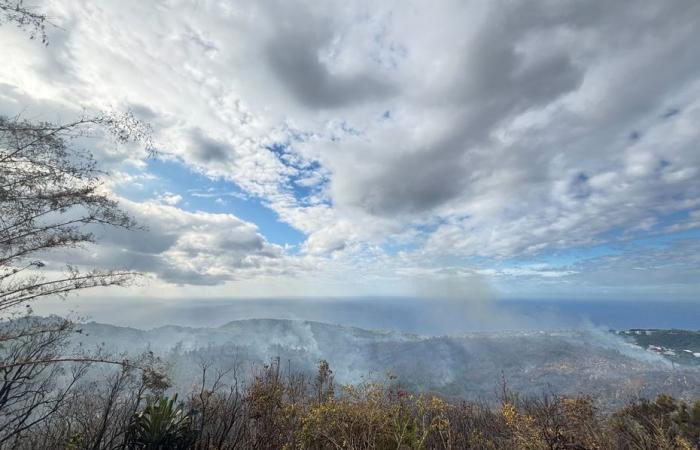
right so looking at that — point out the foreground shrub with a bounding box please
[127,395,195,450]
[3,359,700,449]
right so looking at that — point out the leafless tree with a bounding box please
[0,112,153,447]
[0,0,50,44]
[0,1,164,445]
[0,112,154,314]
[189,359,247,450]
[0,112,153,309]
[0,111,152,349]
[0,316,99,447]
[7,351,169,450]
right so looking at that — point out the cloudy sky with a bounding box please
[2,0,700,302]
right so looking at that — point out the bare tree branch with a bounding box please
[0,113,153,443]
[0,0,49,45]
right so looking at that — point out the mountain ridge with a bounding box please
[63,317,700,408]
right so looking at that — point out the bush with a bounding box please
[4,358,700,449]
[127,395,195,450]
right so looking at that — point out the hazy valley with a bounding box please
[71,318,700,408]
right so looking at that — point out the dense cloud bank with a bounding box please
[1,0,699,296]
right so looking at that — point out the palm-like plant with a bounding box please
[128,395,195,450]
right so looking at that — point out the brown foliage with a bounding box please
[4,358,700,449]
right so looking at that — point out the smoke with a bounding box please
[410,269,495,333]
[34,268,689,402]
[579,325,672,367]
[404,269,589,334]
[66,317,698,407]
[393,271,679,370]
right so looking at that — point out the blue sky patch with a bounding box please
[116,158,306,247]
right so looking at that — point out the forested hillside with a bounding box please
[7,357,700,449]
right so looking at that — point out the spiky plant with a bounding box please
[128,394,195,450]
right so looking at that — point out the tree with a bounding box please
[0,113,152,319]
[0,0,49,44]
[189,359,246,450]
[0,316,91,446]
[0,2,162,445]
[314,359,334,404]
[0,112,153,443]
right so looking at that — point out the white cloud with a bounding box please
[53,198,296,286]
[156,192,183,206]
[2,0,700,295]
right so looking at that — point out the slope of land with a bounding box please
[68,319,700,407]
[617,329,700,366]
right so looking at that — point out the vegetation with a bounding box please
[128,394,195,450]
[618,330,700,366]
[0,15,156,445]
[2,3,699,449]
[0,358,698,449]
[0,112,155,445]
[0,0,49,44]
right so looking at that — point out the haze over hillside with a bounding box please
[69,318,700,408]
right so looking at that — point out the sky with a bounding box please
[2,0,700,303]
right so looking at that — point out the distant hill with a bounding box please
[616,329,700,366]
[72,319,700,407]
